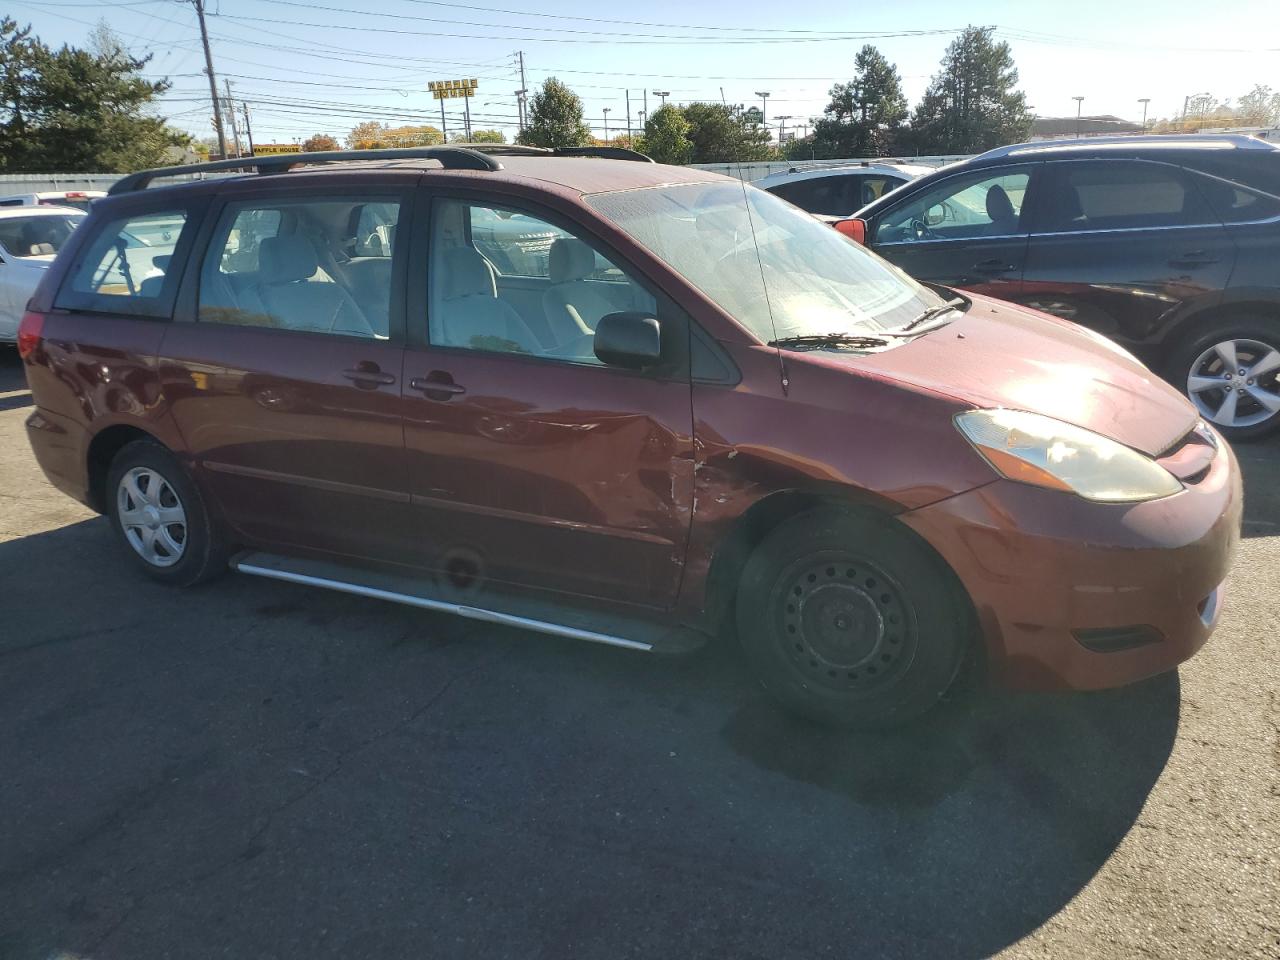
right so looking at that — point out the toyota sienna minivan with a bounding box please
[18,145,1241,727]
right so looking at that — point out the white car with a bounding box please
[757,162,933,221]
[0,190,106,213]
[0,206,86,343]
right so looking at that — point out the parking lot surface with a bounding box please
[1,350,1278,960]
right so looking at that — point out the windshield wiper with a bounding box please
[768,332,891,350]
[899,296,967,333]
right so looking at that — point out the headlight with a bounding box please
[955,409,1182,503]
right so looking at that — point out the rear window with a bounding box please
[769,174,903,218]
[1191,174,1280,223]
[55,209,191,317]
[1039,161,1215,233]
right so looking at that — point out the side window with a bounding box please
[1038,162,1215,233]
[1190,173,1280,224]
[197,197,400,339]
[56,209,190,315]
[428,199,656,365]
[771,176,862,218]
[874,169,1031,243]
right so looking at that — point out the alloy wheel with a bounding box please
[1187,338,1280,429]
[116,466,188,568]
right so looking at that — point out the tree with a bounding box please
[0,18,183,172]
[347,120,386,149]
[517,77,591,148]
[1234,85,1280,127]
[302,133,340,152]
[810,45,908,159]
[450,128,505,144]
[640,104,693,164]
[680,102,773,163]
[383,124,443,146]
[907,26,1033,155]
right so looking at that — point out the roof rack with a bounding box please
[457,143,655,163]
[108,146,503,195]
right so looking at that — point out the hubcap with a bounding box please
[117,467,187,568]
[779,558,914,694]
[1187,338,1280,429]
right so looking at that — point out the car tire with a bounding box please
[106,439,228,586]
[735,508,973,729]
[1168,315,1280,443]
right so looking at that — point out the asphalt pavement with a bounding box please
[0,349,1277,960]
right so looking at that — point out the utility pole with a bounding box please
[625,89,632,147]
[241,101,255,154]
[1138,98,1151,132]
[225,80,243,158]
[439,99,448,140]
[643,89,648,123]
[1072,95,1085,137]
[516,50,528,134]
[653,90,670,108]
[602,106,610,144]
[192,0,227,160]
[463,90,472,140]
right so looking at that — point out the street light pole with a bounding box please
[653,90,670,108]
[1138,98,1151,132]
[602,107,610,144]
[1072,96,1085,137]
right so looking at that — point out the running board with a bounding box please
[231,551,705,655]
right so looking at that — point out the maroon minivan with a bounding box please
[18,146,1241,727]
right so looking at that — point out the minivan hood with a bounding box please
[847,294,1198,456]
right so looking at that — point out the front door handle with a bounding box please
[410,372,467,400]
[972,258,1019,273]
[1168,251,1220,268]
[342,364,396,388]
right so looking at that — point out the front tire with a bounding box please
[107,440,228,586]
[735,508,972,729]
[1169,315,1280,442]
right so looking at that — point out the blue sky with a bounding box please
[14,0,1280,146]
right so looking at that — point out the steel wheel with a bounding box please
[1187,338,1280,429]
[116,466,188,568]
[777,555,917,695]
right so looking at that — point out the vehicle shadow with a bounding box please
[0,517,1179,960]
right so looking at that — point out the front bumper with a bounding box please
[900,438,1242,691]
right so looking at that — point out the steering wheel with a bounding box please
[910,217,936,242]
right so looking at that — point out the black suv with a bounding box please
[850,135,1280,440]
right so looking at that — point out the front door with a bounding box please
[868,164,1041,301]
[1020,159,1237,346]
[160,188,413,563]
[400,194,695,609]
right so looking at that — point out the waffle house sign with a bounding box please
[429,79,478,99]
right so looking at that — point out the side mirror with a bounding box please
[925,204,948,227]
[833,218,868,244]
[594,312,662,369]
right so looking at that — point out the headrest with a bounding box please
[258,234,318,283]
[27,242,55,256]
[985,185,1016,223]
[548,237,596,284]
[441,247,496,299]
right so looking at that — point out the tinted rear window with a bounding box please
[1038,161,1215,233]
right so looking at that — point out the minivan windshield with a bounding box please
[587,181,947,343]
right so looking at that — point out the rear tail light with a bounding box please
[834,218,868,244]
[17,310,44,360]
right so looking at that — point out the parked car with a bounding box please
[842,135,1280,440]
[757,162,931,221]
[0,190,106,212]
[17,145,1240,728]
[0,206,86,343]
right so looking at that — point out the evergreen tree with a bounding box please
[908,26,1033,154]
[810,45,908,159]
[517,77,591,149]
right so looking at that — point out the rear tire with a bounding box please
[1167,315,1280,443]
[106,440,228,586]
[735,508,972,729]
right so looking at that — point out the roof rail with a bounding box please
[457,143,655,163]
[108,146,503,195]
